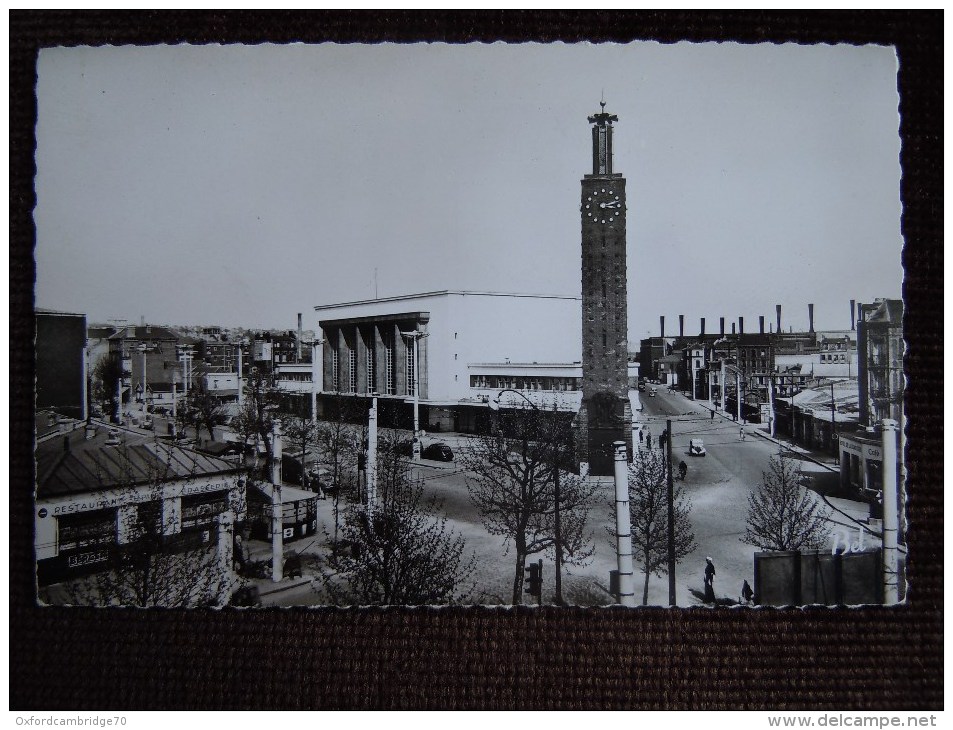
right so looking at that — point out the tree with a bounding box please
[313,394,363,544]
[321,478,476,605]
[280,413,317,489]
[742,454,832,551]
[91,351,124,421]
[462,405,598,604]
[623,450,697,605]
[184,382,229,442]
[236,368,282,480]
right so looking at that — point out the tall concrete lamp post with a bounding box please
[310,338,324,425]
[400,329,428,461]
[486,389,566,606]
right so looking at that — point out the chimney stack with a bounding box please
[140,315,145,327]
[808,303,815,333]
[720,317,725,337]
[776,304,782,333]
[660,316,665,338]
[759,315,765,334]
[731,322,736,335]
[679,315,684,338]
[700,318,706,337]
[850,299,856,331]
[297,313,303,361]
[739,317,744,336]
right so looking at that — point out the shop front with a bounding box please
[839,430,885,497]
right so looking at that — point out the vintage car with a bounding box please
[689,438,706,457]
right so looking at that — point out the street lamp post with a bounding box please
[367,393,378,517]
[486,388,565,605]
[138,344,149,421]
[400,330,429,461]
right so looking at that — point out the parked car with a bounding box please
[105,428,122,446]
[689,438,706,457]
[422,442,454,461]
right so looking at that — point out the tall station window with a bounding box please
[406,340,415,396]
[384,333,396,395]
[348,349,357,393]
[364,328,375,392]
[330,347,339,391]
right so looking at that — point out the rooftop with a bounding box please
[314,290,580,311]
[36,423,242,499]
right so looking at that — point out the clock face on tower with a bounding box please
[583,187,624,225]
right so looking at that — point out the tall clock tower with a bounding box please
[577,102,633,476]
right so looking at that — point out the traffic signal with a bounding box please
[524,559,542,600]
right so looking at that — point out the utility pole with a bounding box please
[236,341,243,411]
[310,339,322,425]
[736,370,742,423]
[830,381,837,457]
[768,375,776,438]
[613,441,636,606]
[552,409,563,605]
[400,330,428,461]
[881,419,899,603]
[666,418,676,606]
[271,419,283,583]
[720,359,726,412]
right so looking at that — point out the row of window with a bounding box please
[470,375,581,391]
[276,372,313,383]
[820,353,850,363]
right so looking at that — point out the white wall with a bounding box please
[315,291,581,403]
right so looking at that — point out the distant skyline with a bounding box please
[35,42,903,340]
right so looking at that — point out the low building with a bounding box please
[35,420,245,606]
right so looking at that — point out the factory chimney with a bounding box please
[850,299,856,331]
[739,317,744,336]
[776,304,782,333]
[720,317,725,337]
[679,314,684,338]
[808,303,815,333]
[297,313,303,361]
[660,316,665,338]
[759,316,765,334]
[700,318,706,337]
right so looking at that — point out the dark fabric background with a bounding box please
[10,11,942,710]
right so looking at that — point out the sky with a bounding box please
[35,42,903,342]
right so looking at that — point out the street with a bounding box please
[636,387,873,605]
[179,389,875,608]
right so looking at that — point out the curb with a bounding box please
[750,429,837,473]
[255,575,314,598]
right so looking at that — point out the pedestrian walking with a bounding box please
[742,579,754,604]
[678,460,687,481]
[710,410,715,421]
[646,432,652,450]
[704,556,716,603]
[739,425,746,441]
[639,429,644,445]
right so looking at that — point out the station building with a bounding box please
[311,290,593,433]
